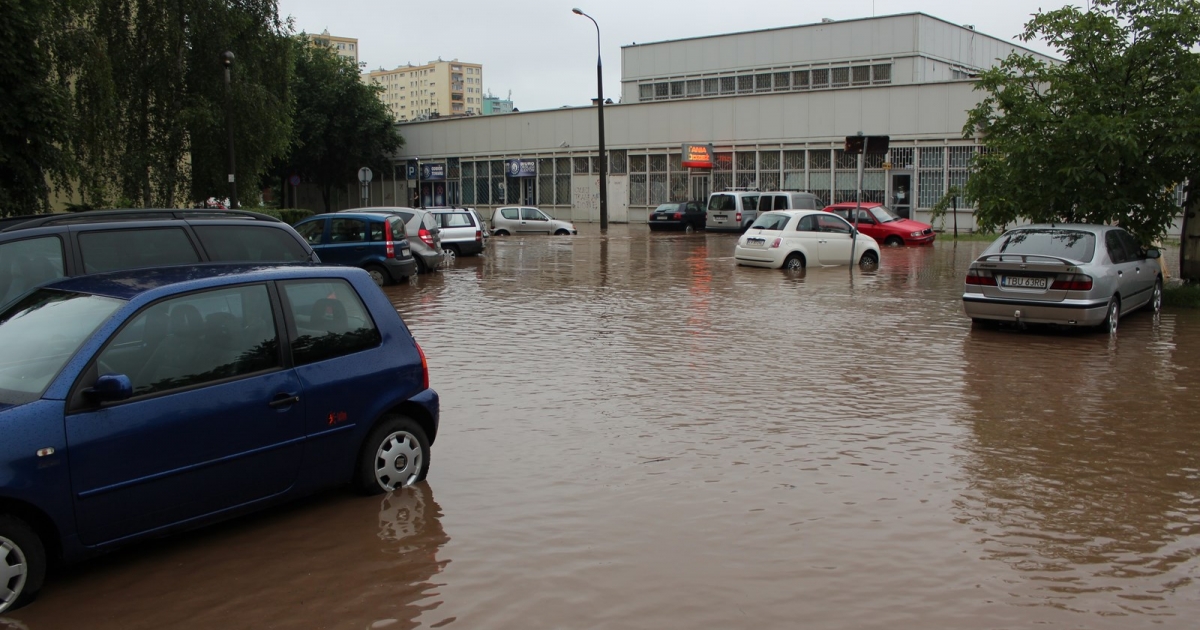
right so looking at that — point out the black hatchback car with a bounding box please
[648,201,706,233]
[0,209,319,308]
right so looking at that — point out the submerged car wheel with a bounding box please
[685,224,695,234]
[1151,278,1163,314]
[442,247,457,264]
[859,250,879,266]
[885,236,904,247]
[494,229,510,236]
[365,264,389,287]
[357,415,431,494]
[1100,297,1120,334]
[555,229,571,236]
[0,515,46,614]
[783,253,805,271]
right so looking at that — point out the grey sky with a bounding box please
[276,0,1081,112]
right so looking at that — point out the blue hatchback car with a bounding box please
[0,264,438,613]
[292,213,418,286]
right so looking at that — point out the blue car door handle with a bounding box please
[268,393,300,408]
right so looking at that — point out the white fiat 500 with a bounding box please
[735,210,881,270]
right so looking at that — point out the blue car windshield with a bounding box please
[0,289,124,405]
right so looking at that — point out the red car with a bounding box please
[823,202,936,246]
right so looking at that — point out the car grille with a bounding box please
[922,228,933,235]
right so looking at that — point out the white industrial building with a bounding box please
[358,13,1060,230]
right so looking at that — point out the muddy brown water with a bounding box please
[7,226,1200,630]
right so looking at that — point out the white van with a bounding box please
[756,191,821,213]
[706,190,761,232]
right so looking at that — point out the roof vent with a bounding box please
[964,24,975,30]
[821,18,834,23]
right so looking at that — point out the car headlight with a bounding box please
[910,231,922,238]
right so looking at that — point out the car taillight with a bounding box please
[384,221,395,259]
[418,227,434,246]
[475,229,482,242]
[1051,273,1093,291]
[965,268,997,286]
[673,212,682,220]
[736,211,742,223]
[770,238,782,248]
[416,340,429,390]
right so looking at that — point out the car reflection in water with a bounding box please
[956,316,1200,617]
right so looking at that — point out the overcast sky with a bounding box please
[276,0,1083,112]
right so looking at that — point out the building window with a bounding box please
[783,150,805,190]
[773,72,791,91]
[719,76,736,94]
[703,78,718,95]
[852,65,871,86]
[918,147,946,208]
[831,67,850,87]
[755,73,772,92]
[686,79,702,96]
[808,149,832,206]
[811,68,829,89]
[654,82,669,99]
[792,70,809,90]
[556,157,571,204]
[872,64,892,84]
[670,81,685,98]
[735,151,757,188]
[574,157,590,174]
[609,149,627,174]
[737,75,754,93]
[713,152,733,192]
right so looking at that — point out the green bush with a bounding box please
[253,208,315,225]
[1164,283,1200,309]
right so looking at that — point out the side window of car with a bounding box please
[98,284,280,397]
[1115,230,1143,260]
[294,220,326,245]
[387,217,407,238]
[0,235,67,306]
[445,213,472,227]
[774,196,789,210]
[501,208,519,220]
[817,215,851,234]
[78,228,201,274]
[368,220,386,242]
[795,215,819,232]
[522,208,546,221]
[281,279,382,366]
[193,225,311,262]
[1105,231,1129,264]
[330,219,367,243]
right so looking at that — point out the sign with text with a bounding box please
[421,162,446,181]
[843,135,890,155]
[682,143,715,169]
[506,158,537,178]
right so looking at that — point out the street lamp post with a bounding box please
[572,8,607,231]
[221,51,238,209]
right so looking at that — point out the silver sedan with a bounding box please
[962,224,1164,333]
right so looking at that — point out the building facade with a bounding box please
[483,91,515,115]
[307,30,359,65]
[366,59,484,122]
[349,13,1088,230]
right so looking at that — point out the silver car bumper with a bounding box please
[962,294,1109,326]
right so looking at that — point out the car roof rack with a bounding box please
[717,187,759,192]
[0,208,282,232]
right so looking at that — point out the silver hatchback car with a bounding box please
[962,224,1163,333]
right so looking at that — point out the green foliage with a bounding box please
[0,0,71,215]
[927,186,964,228]
[1163,283,1200,308]
[964,0,1200,246]
[278,38,403,212]
[254,207,314,224]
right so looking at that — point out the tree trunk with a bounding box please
[321,184,331,213]
[1182,176,1200,282]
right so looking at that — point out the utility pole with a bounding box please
[222,51,238,209]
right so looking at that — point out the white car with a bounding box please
[491,206,577,236]
[734,210,881,270]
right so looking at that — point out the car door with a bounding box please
[277,278,392,486]
[320,218,370,267]
[814,214,854,265]
[848,208,882,241]
[293,218,328,256]
[65,283,303,546]
[519,207,551,234]
[1115,229,1155,309]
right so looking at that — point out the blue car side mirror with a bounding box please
[86,374,133,403]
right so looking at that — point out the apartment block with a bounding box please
[366,59,484,121]
[307,30,359,66]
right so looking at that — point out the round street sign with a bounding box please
[288,174,300,186]
[358,167,373,183]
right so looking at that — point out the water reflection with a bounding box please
[957,316,1200,616]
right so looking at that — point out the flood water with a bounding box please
[7,226,1200,630]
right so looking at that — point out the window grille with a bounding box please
[793,70,809,89]
[737,75,754,93]
[852,65,871,86]
[948,169,970,206]
[649,174,668,204]
[713,173,733,192]
[773,72,791,91]
[714,152,733,172]
[947,146,975,169]
[735,151,757,173]
[831,67,850,87]
[755,73,772,92]
[918,170,944,208]
[630,174,647,206]
[649,154,667,172]
[461,161,474,178]
[760,151,780,172]
[555,157,571,174]
[670,174,688,201]
[808,149,831,171]
[783,150,805,171]
[889,147,914,170]
[671,81,685,97]
[654,83,669,99]
[556,171,571,204]
[447,158,460,179]
[719,76,736,94]
[538,158,554,205]
[811,68,829,88]
[506,177,521,204]
[574,157,590,174]
[475,175,490,205]
[461,162,475,204]
[834,149,857,170]
[703,78,719,95]
[759,172,780,191]
[490,160,504,177]
[919,147,944,169]
[609,150,627,174]
[630,154,646,173]
[686,79,702,96]
[669,154,682,172]
[872,64,892,84]
[639,84,654,100]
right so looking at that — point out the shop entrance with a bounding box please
[690,172,711,202]
[890,172,912,219]
[520,178,535,206]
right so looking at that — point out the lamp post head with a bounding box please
[572,8,583,15]
[221,51,235,67]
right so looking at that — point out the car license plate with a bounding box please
[1002,275,1047,289]
[652,215,662,220]
[401,247,411,256]
[747,237,765,246]
[714,215,726,222]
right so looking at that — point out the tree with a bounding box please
[45,0,294,209]
[280,37,402,212]
[0,0,71,215]
[964,0,1200,277]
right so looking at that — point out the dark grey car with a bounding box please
[962,224,1163,333]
